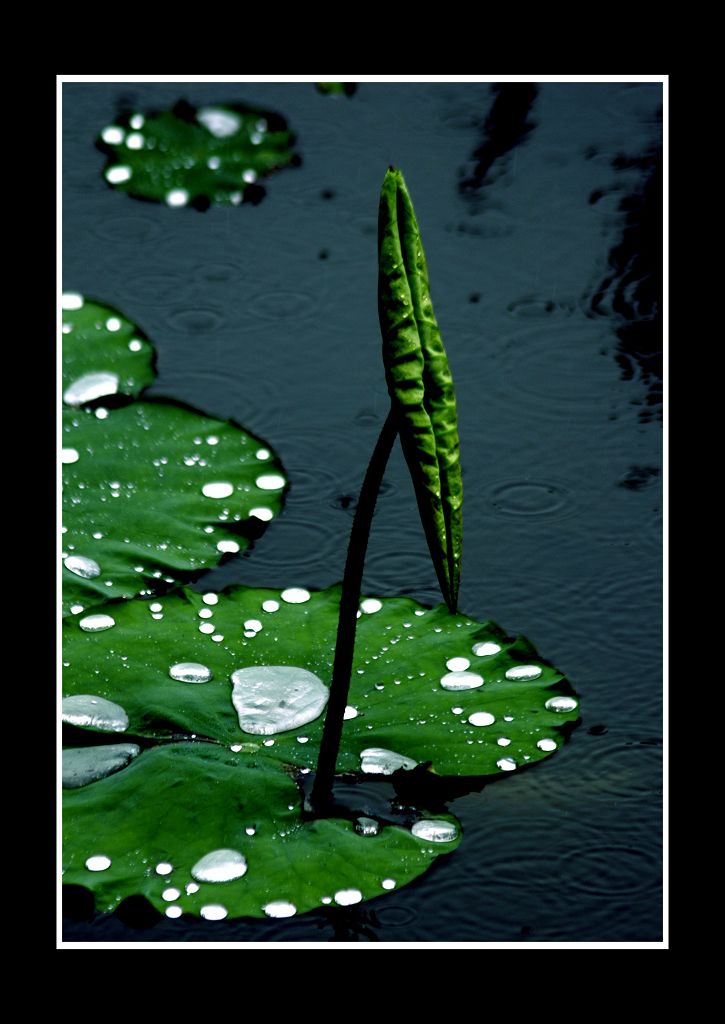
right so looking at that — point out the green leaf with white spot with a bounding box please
[378,168,463,612]
[62,402,286,616]
[62,295,155,403]
[63,743,460,920]
[62,584,579,776]
[97,100,298,209]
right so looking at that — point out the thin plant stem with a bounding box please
[310,407,398,812]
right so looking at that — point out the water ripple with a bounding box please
[93,214,162,243]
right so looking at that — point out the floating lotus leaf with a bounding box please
[97,100,298,209]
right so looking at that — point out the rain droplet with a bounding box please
[468,711,495,727]
[244,619,263,633]
[70,604,84,615]
[198,107,241,138]
[202,593,219,605]
[200,904,228,921]
[162,887,181,901]
[343,705,358,720]
[106,316,122,332]
[334,889,363,906]
[65,555,101,579]
[262,600,279,613]
[256,473,286,491]
[263,900,297,918]
[79,613,116,632]
[506,665,542,681]
[155,862,173,876]
[85,855,111,871]
[250,507,274,521]
[381,878,396,890]
[256,448,271,460]
[63,371,119,407]
[411,820,458,843]
[169,662,213,684]
[106,165,132,184]
[166,188,189,207]
[150,602,163,612]
[440,671,483,691]
[360,598,382,614]
[497,737,511,747]
[217,539,240,554]
[355,817,380,836]
[126,132,144,149]
[165,906,182,919]
[497,757,517,771]
[360,747,418,775]
[245,826,256,836]
[198,609,213,619]
[62,695,128,733]
[537,738,558,751]
[446,657,470,672]
[129,339,143,352]
[202,482,234,499]
[545,695,578,713]
[101,126,124,144]
[281,588,310,604]
[231,665,328,735]
[199,623,215,635]
[207,155,221,169]
[451,706,463,715]
[63,743,140,788]
[297,736,309,744]
[472,641,502,657]
[185,882,200,895]
[62,292,84,310]
[95,408,109,420]
[62,448,80,464]
[192,849,247,883]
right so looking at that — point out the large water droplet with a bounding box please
[343,705,358,720]
[506,665,543,680]
[334,889,363,906]
[537,738,558,751]
[62,448,80,465]
[202,482,234,499]
[85,854,111,871]
[165,905,183,919]
[250,507,274,521]
[162,887,181,901]
[191,849,248,882]
[64,555,101,579]
[62,292,84,310]
[166,189,189,208]
[545,695,578,712]
[62,695,128,732]
[63,743,140,788]
[64,372,119,407]
[169,662,212,684]
[382,878,396,890]
[263,900,297,918]
[446,657,470,672]
[79,613,116,632]
[197,107,241,138]
[217,539,240,554]
[256,474,286,490]
[200,904,228,920]
[106,165,132,184]
[472,641,502,657]
[262,600,279,613]
[360,747,418,775]
[411,820,458,843]
[231,666,328,735]
[281,588,310,604]
[155,862,173,876]
[497,757,517,771]
[468,711,495,727]
[440,671,483,691]
[355,817,380,836]
[360,598,382,614]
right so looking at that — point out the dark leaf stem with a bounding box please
[310,407,398,812]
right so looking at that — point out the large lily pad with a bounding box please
[62,584,579,776]
[62,402,286,615]
[63,743,460,919]
[62,294,155,403]
[97,100,298,209]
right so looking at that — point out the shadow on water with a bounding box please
[458,83,539,206]
[588,110,663,422]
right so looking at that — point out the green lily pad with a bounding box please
[62,294,155,404]
[62,584,579,776]
[63,742,460,919]
[97,100,299,209]
[62,403,286,615]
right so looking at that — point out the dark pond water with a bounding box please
[62,80,663,943]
